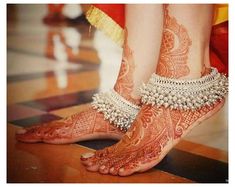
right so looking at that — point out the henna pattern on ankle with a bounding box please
[114,28,140,105]
[156,5,192,78]
[201,65,211,76]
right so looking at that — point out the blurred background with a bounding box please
[7,4,228,183]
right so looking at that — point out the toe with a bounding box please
[118,160,140,176]
[84,153,112,172]
[16,128,27,135]
[15,126,43,143]
[86,162,100,172]
[98,158,116,174]
[118,166,138,176]
[109,167,119,175]
[108,160,126,175]
[99,165,109,174]
[80,152,95,165]
[81,152,95,160]
[108,154,138,176]
[81,147,110,166]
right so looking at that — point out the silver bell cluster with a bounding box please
[140,67,228,110]
[92,89,140,131]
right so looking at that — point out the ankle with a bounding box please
[184,44,211,79]
[156,44,211,80]
[113,83,141,105]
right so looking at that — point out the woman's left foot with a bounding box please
[80,4,229,176]
[80,100,224,176]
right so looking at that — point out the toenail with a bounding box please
[110,167,114,172]
[100,165,106,170]
[16,128,27,135]
[36,132,41,135]
[81,152,94,159]
[87,162,93,166]
[119,168,125,172]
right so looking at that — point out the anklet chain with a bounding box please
[92,89,140,131]
[140,67,228,110]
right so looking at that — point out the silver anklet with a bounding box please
[140,67,228,110]
[92,89,140,131]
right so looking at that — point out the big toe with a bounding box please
[81,152,95,159]
[16,128,27,135]
[15,126,45,143]
[16,132,42,143]
[80,152,95,165]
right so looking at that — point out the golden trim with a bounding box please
[86,5,124,46]
[213,4,228,25]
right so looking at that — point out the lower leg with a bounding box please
[16,4,164,143]
[156,4,214,79]
[115,4,163,103]
[81,4,227,176]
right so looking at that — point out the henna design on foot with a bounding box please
[81,101,224,176]
[16,29,140,144]
[16,107,123,143]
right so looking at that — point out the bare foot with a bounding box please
[80,4,227,176]
[80,100,225,176]
[16,106,124,144]
[16,28,140,144]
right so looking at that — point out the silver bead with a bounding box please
[139,67,228,111]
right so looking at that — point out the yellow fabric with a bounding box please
[86,5,124,46]
[86,4,228,46]
[213,4,228,25]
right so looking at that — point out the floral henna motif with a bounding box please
[171,102,220,139]
[139,105,160,127]
[56,108,123,138]
[92,106,172,171]
[122,129,170,171]
[156,5,192,78]
[82,100,223,176]
[16,107,123,143]
[114,28,139,104]
[117,106,171,156]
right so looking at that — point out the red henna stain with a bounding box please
[86,99,223,175]
[16,30,140,143]
[17,107,124,143]
[156,4,192,78]
[114,28,140,105]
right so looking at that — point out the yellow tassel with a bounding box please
[85,5,124,47]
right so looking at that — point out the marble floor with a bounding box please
[7,4,228,183]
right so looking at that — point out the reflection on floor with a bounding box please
[7,4,228,183]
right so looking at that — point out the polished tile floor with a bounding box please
[7,4,228,183]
